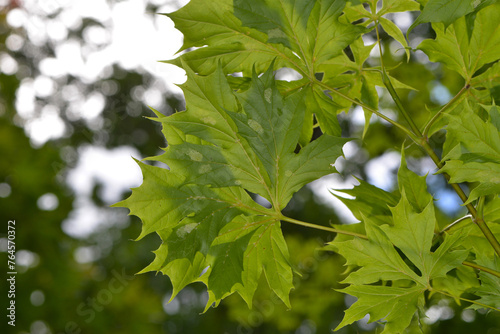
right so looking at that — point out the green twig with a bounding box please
[279,215,368,239]
[422,84,469,138]
[463,261,500,279]
[316,80,420,143]
[439,215,473,235]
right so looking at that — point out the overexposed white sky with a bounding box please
[6,0,188,146]
[63,145,143,237]
[6,0,188,84]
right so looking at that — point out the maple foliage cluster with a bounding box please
[117,0,500,332]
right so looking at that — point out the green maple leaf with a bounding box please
[417,21,468,78]
[459,221,500,256]
[343,0,419,61]
[379,16,412,61]
[485,196,500,223]
[330,193,468,333]
[165,0,366,138]
[398,149,433,213]
[333,147,431,227]
[233,0,365,73]
[344,0,419,18]
[115,64,347,309]
[161,64,348,208]
[166,0,364,78]
[408,0,477,34]
[319,37,416,136]
[163,0,297,76]
[470,61,500,104]
[333,178,399,226]
[379,0,420,14]
[468,253,500,310]
[338,285,424,334]
[417,3,500,80]
[432,264,481,303]
[455,213,500,311]
[439,104,500,202]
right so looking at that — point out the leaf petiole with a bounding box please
[316,80,419,142]
[431,288,500,312]
[374,21,422,140]
[381,68,422,137]
[279,215,368,239]
[439,214,473,235]
[463,261,500,279]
